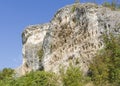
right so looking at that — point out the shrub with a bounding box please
[102,2,111,7]
[61,65,85,86]
[0,68,14,79]
[0,69,59,86]
[13,71,58,86]
[89,34,120,86]
[37,49,44,61]
[0,68,15,86]
[102,1,120,10]
[89,51,109,86]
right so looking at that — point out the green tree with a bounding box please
[0,68,14,86]
[13,71,58,86]
[0,68,14,79]
[89,33,120,86]
[61,65,85,86]
[102,2,111,7]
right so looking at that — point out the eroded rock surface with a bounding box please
[16,3,120,76]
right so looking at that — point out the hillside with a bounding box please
[15,3,120,76]
[0,2,120,86]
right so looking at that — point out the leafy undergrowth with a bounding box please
[89,34,120,86]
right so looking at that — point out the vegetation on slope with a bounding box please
[0,66,85,86]
[89,33,120,86]
[0,69,58,86]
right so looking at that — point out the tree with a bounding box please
[0,68,14,80]
[13,71,58,86]
[0,68,14,86]
[89,33,120,86]
[61,65,85,86]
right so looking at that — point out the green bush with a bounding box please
[102,2,111,7]
[37,49,44,61]
[71,5,76,13]
[0,69,59,86]
[102,1,119,10]
[0,68,14,79]
[0,68,15,86]
[13,71,58,86]
[89,34,120,86]
[61,65,85,86]
[89,51,109,86]
[0,67,87,86]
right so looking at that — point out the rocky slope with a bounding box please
[16,3,120,76]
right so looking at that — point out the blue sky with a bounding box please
[0,0,114,70]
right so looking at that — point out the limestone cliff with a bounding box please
[16,3,120,76]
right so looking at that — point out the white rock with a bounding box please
[16,3,120,76]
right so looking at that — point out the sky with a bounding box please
[0,0,114,70]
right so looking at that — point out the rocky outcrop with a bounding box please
[16,3,120,76]
[15,24,50,76]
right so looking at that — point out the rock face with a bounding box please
[16,3,120,76]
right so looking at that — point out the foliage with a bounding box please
[89,51,109,86]
[0,68,14,79]
[0,70,58,86]
[71,5,77,13]
[89,34,120,86]
[13,71,58,86]
[37,49,44,61]
[102,1,120,10]
[0,68,15,86]
[0,66,86,86]
[61,65,85,86]
[72,0,80,13]
[102,2,115,10]
[102,2,111,7]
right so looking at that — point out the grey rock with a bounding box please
[16,3,120,76]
